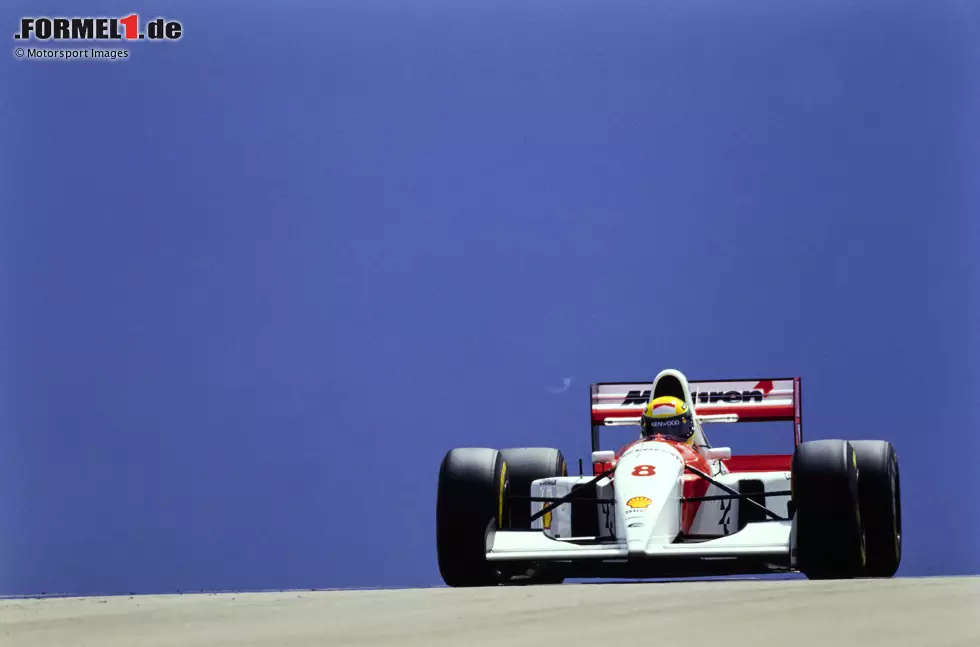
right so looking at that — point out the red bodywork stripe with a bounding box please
[723,454,792,472]
[597,455,792,475]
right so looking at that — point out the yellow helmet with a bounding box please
[640,395,695,444]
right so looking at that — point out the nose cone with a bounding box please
[615,441,685,554]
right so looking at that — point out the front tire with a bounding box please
[792,439,866,580]
[851,440,902,577]
[436,447,509,587]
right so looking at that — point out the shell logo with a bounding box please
[627,496,652,509]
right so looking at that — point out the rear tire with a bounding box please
[499,447,568,585]
[851,440,902,577]
[436,448,509,587]
[792,439,866,580]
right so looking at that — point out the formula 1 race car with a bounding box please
[435,369,901,586]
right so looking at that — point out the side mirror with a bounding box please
[591,450,616,476]
[704,447,732,460]
[591,450,616,463]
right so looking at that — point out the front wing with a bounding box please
[487,520,792,562]
[486,521,795,578]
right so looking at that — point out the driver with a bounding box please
[640,396,695,445]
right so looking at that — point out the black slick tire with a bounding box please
[436,447,509,587]
[792,439,867,580]
[851,440,902,577]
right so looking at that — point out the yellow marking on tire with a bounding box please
[851,449,865,567]
[497,461,507,529]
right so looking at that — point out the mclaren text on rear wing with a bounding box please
[589,377,803,451]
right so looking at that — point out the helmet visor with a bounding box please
[642,415,695,441]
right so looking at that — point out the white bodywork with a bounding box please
[486,369,802,574]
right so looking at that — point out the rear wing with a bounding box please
[589,377,802,452]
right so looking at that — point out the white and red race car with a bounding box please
[435,369,901,586]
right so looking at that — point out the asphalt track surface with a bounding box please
[2,576,978,647]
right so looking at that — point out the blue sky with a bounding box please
[1,0,978,595]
